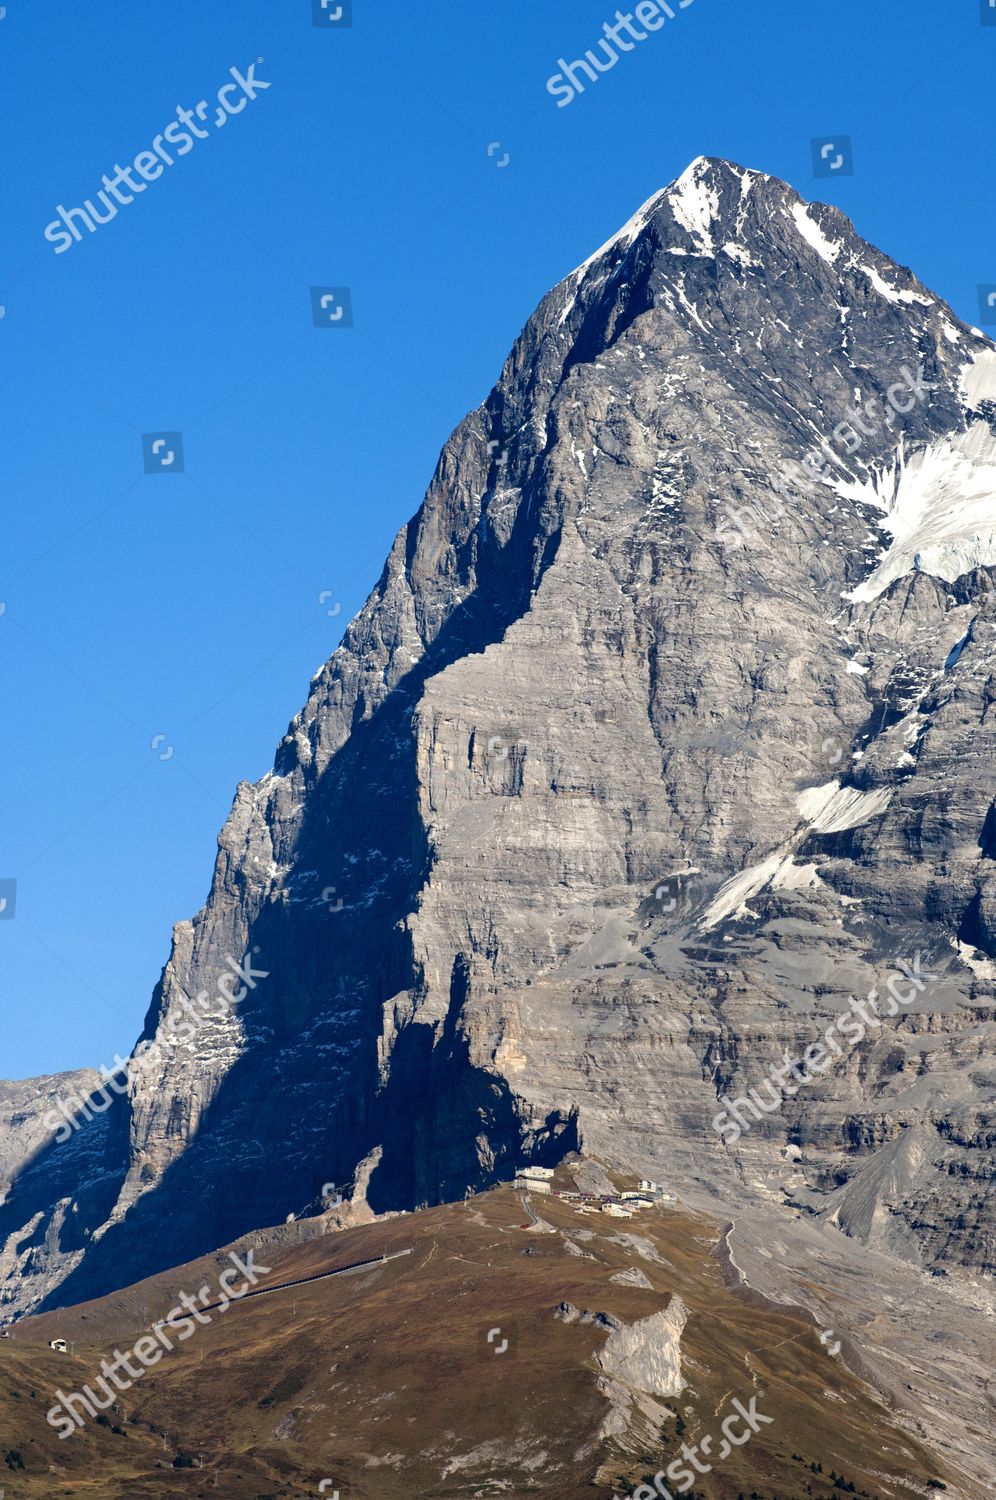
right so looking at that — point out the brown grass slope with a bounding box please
[1,1178,950,1499]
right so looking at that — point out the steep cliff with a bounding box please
[2,158,993,1336]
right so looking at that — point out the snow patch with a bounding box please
[697,781,891,930]
[723,241,757,268]
[960,345,996,410]
[839,424,996,602]
[699,853,787,928]
[859,262,932,308]
[669,159,720,255]
[772,859,821,892]
[790,203,841,265]
[956,940,996,980]
[797,780,892,833]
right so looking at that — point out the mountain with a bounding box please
[0,1071,100,1212]
[1,156,993,1486]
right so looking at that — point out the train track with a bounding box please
[157,1248,414,1323]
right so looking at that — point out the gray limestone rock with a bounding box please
[1,165,992,1486]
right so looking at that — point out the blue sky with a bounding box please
[1,0,993,1079]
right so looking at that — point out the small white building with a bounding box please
[49,1338,68,1353]
[602,1203,633,1218]
[637,1180,675,1200]
[519,1166,554,1181]
[515,1174,551,1194]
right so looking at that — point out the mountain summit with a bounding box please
[2,163,994,1484]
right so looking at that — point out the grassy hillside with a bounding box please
[1,1174,950,1498]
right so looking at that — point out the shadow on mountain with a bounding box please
[24,461,573,1314]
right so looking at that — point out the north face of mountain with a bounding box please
[0,1071,100,1212]
[1,156,994,1370]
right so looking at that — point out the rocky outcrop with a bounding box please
[0,1071,99,1207]
[1,158,993,1334]
[597,1293,687,1413]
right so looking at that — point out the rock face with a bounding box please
[596,1293,687,1444]
[0,1072,100,1209]
[2,158,994,1330]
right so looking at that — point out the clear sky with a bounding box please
[1,0,993,1079]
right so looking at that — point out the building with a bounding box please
[49,1338,68,1353]
[515,1174,551,1195]
[602,1203,633,1218]
[636,1180,675,1200]
[518,1166,554,1181]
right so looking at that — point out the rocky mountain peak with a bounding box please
[1,162,993,1387]
[562,153,921,302]
[565,155,787,273]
